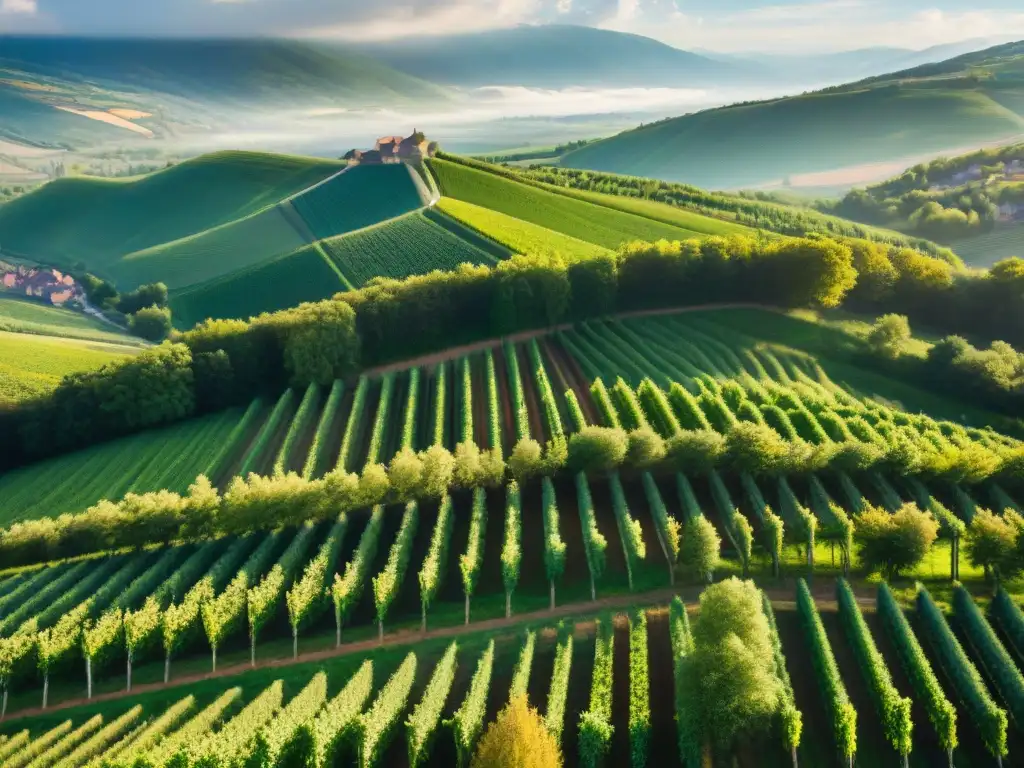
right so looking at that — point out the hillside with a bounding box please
[561,40,1024,189]
[0,37,452,150]
[353,24,737,89]
[826,141,1024,266]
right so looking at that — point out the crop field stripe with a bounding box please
[273,383,322,476]
[430,158,707,249]
[421,206,509,262]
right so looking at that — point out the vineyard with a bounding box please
[4,579,1024,767]
[318,210,501,288]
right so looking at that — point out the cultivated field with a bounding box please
[429,157,708,249]
[437,197,611,261]
[168,243,349,327]
[290,164,426,242]
[0,297,144,345]
[0,151,343,273]
[0,330,137,406]
[318,210,501,287]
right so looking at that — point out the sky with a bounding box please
[2,0,1024,54]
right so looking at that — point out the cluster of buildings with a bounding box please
[1,265,81,306]
[344,131,437,165]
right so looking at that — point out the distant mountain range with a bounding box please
[561,40,1024,190]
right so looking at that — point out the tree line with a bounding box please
[502,158,960,264]
[5,228,1024,470]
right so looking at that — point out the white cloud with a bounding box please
[295,0,542,40]
[556,0,573,13]
[606,5,1024,53]
[614,0,640,22]
[1,0,37,14]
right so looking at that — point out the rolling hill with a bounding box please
[826,141,1024,266]
[353,24,737,89]
[561,40,1024,190]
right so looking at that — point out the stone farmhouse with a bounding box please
[344,131,437,165]
[0,266,81,306]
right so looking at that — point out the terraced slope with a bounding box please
[169,243,349,327]
[0,151,343,276]
[437,197,611,260]
[429,157,705,249]
[112,204,308,290]
[290,164,426,241]
[318,210,502,287]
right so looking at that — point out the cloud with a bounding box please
[1,0,37,14]
[292,0,542,40]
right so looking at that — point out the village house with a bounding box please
[344,132,436,165]
[0,265,83,306]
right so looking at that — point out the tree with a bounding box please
[129,305,172,341]
[472,695,562,768]
[508,439,544,481]
[866,314,912,360]
[681,516,721,583]
[279,301,360,385]
[965,509,1023,582]
[118,282,169,314]
[854,503,939,578]
[567,427,628,473]
[625,427,666,469]
[680,578,783,752]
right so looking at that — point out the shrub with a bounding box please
[471,695,562,768]
[854,503,939,577]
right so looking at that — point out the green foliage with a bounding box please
[990,587,1024,663]
[307,661,372,768]
[796,578,857,761]
[544,626,574,744]
[337,376,370,472]
[589,379,621,429]
[609,472,646,589]
[333,506,384,639]
[628,611,651,768]
[460,488,488,615]
[952,585,1024,727]
[500,481,523,606]
[366,374,396,468]
[246,672,328,768]
[287,516,347,641]
[274,383,320,476]
[681,578,785,751]
[836,579,913,756]
[471,694,563,768]
[182,679,283,767]
[567,426,628,473]
[866,314,912,360]
[854,502,939,577]
[419,496,455,626]
[373,501,419,631]
[407,642,459,768]
[681,515,721,583]
[504,342,531,442]
[448,640,495,767]
[132,687,242,768]
[239,389,296,477]
[353,653,417,768]
[509,631,536,702]
[529,340,565,439]
[642,472,680,565]
[761,594,803,757]
[877,582,957,754]
[129,305,172,341]
[578,616,615,768]
[917,586,1007,759]
[965,509,1020,580]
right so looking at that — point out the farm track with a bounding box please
[2,578,875,723]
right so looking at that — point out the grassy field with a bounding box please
[168,242,349,327]
[0,296,144,345]
[111,203,308,290]
[562,59,1024,188]
[951,222,1024,266]
[430,158,705,249]
[0,151,342,276]
[318,210,501,287]
[0,407,246,524]
[437,197,611,260]
[0,330,137,406]
[291,164,426,241]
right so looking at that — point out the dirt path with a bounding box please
[364,303,782,376]
[4,576,875,723]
